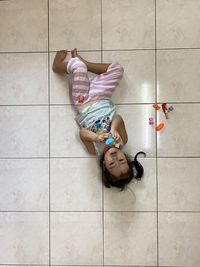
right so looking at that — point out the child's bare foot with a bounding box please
[71,48,87,66]
[52,50,68,74]
[54,50,68,62]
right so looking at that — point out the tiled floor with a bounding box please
[0,0,200,266]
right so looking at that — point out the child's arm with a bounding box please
[79,129,109,155]
[79,129,97,155]
[110,114,128,144]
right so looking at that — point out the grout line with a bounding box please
[101,1,105,266]
[154,1,159,266]
[47,0,51,266]
[101,0,103,63]
[0,210,200,213]
[0,266,189,267]
[1,47,200,54]
[1,156,200,160]
[1,101,200,107]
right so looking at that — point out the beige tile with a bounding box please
[0,0,48,52]
[157,104,200,157]
[49,0,101,51]
[51,212,103,265]
[117,105,156,157]
[159,213,200,266]
[157,0,200,48]
[50,51,101,104]
[50,105,88,157]
[0,159,49,211]
[104,159,156,211]
[157,49,200,102]
[0,106,49,157]
[102,0,155,49]
[158,158,200,211]
[0,53,48,105]
[103,50,155,104]
[51,158,102,211]
[104,212,157,265]
[0,212,49,264]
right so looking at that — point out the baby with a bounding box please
[52,49,145,189]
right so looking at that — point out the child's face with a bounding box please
[104,147,129,178]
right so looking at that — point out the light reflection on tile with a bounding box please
[103,50,155,104]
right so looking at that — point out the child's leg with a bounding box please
[67,57,90,105]
[52,50,68,74]
[71,49,124,101]
[88,63,124,101]
[71,48,110,74]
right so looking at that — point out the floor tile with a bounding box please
[0,0,48,52]
[0,212,49,264]
[51,212,103,265]
[0,159,49,211]
[50,51,101,104]
[103,50,155,104]
[117,105,156,157]
[102,0,155,49]
[159,212,200,267]
[104,158,156,211]
[49,0,101,51]
[104,212,157,265]
[0,53,48,105]
[0,106,49,158]
[157,103,200,157]
[157,49,200,102]
[158,158,200,211]
[50,105,87,157]
[157,0,200,48]
[51,158,102,211]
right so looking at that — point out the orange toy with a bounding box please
[156,122,164,131]
[153,103,160,110]
[162,103,169,119]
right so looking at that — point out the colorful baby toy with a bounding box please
[149,117,154,125]
[162,103,169,119]
[150,103,174,132]
[153,103,160,110]
[168,106,174,112]
[156,122,165,131]
[105,133,120,148]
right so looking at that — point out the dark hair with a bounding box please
[99,151,146,190]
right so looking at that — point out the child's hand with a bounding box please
[96,133,110,143]
[110,129,120,142]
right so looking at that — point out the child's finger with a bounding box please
[115,134,120,142]
[104,133,110,139]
